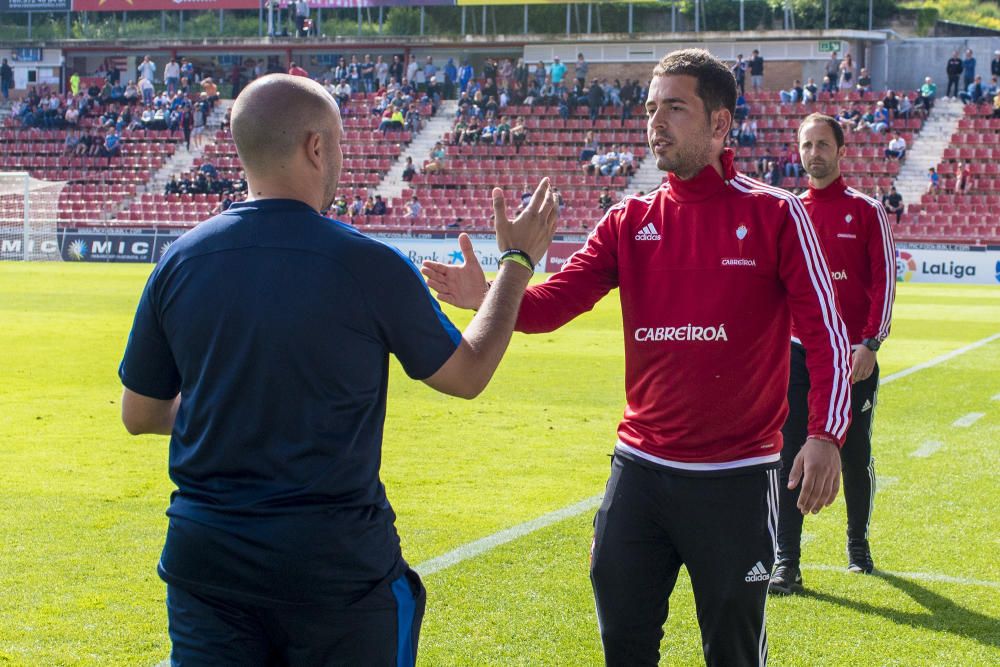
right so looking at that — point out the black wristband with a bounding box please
[498,248,535,272]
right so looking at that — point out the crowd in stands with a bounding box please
[164,162,246,199]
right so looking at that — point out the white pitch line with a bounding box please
[992,393,1000,402]
[910,440,944,458]
[415,494,603,576]
[952,412,985,428]
[802,564,1000,590]
[878,475,899,489]
[879,332,1000,386]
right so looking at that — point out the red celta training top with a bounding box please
[515,149,853,471]
[795,176,895,346]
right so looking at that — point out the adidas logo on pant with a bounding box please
[635,223,661,241]
[745,561,770,582]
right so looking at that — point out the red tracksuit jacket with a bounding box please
[515,149,852,470]
[794,177,895,346]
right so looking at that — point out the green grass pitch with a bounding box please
[1,262,998,666]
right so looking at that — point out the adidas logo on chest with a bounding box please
[635,223,661,241]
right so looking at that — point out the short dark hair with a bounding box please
[798,112,845,148]
[652,49,736,122]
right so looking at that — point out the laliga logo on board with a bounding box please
[896,250,916,282]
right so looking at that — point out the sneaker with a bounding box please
[847,539,874,574]
[768,562,803,595]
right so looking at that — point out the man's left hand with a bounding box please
[851,346,876,384]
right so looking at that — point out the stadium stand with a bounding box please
[902,102,1000,245]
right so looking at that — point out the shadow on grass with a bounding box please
[802,571,1000,651]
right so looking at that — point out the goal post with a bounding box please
[0,171,67,261]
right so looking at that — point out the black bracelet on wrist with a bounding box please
[498,248,535,273]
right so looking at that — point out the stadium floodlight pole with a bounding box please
[868,0,873,30]
[566,4,571,35]
[740,0,745,32]
[825,0,830,30]
[628,3,633,34]
[671,0,676,32]
[524,4,528,34]
[461,6,466,34]
[694,0,700,33]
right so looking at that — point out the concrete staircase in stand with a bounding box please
[893,97,965,212]
[627,150,665,196]
[373,100,456,203]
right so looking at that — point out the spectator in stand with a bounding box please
[332,194,348,217]
[1,58,13,101]
[363,196,376,216]
[583,152,605,177]
[533,60,547,89]
[495,116,511,146]
[480,117,498,144]
[882,90,899,117]
[749,49,764,92]
[69,71,80,96]
[349,194,364,219]
[425,142,446,174]
[731,54,747,97]
[958,75,985,105]
[836,103,860,132]
[780,142,802,184]
[389,55,404,85]
[100,127,121,160]
[825,52,841,92]
[557,91,571,120]
[926,166,940,194]
[917,77,937,111]
[882,186,903,224]
[580,130,600,162]
[401,156,416,182]
[139,76,155,106]
[333,79,351,108]
[779,79,803,104]
[549,57,567,91]
[954,161,972,193]
[574,53,589,87]
[992,50,1000,79]
[598,188,613,212]
[619,79,637,124]
[618,144,636,177]
[372,194,387,215]
[462,116,481,144]
[734,93,750,122]
[900,93,919,120]
[361,54,375,94]
[803,77,819,103]
[962,49,976,91]
[884,132,906,160]
[64,104,80,127]
[63,129,81,155]
[375,56,390,91]
[767,159,782,187]
[599,148,621,177]
[994,89,1000,118]
[587,79,604,122]
[946,51,963,98]
[164,58,180,95]
[872,101,891,133]
[230,64,245,99]
[404,195,421,218]
[294,0,310,37]
[856,68,872,95]
[181,106,194,150]
[348,56,362,91]
[202,77,220,106]
[738,118,757,147]
[498,58,513,90]
[288,61,309,78]
[838,53,855,90]
[511,116,527,152]
[443,58,457,99]
[137,55,156,88]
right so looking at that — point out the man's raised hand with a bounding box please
[421,233,488,310]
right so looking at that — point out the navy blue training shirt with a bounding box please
[119,199,461,606]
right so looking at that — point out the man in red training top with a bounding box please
[422,50,852,666]
[769,114,895,595]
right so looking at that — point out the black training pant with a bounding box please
[776,342,879,565]
[591,454,779,667]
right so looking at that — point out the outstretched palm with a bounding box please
[421,233,489,310]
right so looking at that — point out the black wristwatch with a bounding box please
[861,337,881,352]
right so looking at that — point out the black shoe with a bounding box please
[768,562,803,595]
[847,539,874,574]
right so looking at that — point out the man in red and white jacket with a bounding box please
[423,50,851,666]
[769,114,895,596]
